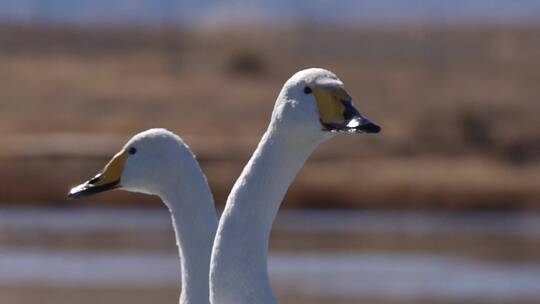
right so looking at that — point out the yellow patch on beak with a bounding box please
[67,149,129,199]
[312,86,352,125]
[93,149,129,186]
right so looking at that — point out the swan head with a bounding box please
[271,68,380,142]
[68,128,199,201]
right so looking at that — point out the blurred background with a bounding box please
[1,1,540,303]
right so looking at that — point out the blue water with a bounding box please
[1,208,540,237]
[1,208,539,301]
[1,0,540,26]
[1,250,539,300]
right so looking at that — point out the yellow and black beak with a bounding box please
[312,86,381,134]
[67,149,129,199]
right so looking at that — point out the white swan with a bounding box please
[68,128,218,304]
[209,68,380,304]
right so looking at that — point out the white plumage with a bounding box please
[69,128,218,304]
[210,68,380,304]
[68,68,379,304]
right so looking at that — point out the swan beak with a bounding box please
[313,86,381,134]
[67,149,128,199]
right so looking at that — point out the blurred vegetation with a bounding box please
[0,23,539,210]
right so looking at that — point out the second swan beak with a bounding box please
[67,149,128,199]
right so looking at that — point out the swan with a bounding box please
[68,128,218,304]
[209,68,380,304]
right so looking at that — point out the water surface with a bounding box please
[1,208,539,303]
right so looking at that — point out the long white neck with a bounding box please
[210,128,320,304]
[160,166,218,304]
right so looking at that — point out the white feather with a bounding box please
[115,128,218,304]
[210,68,351,304]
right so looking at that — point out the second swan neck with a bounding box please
[210,130,319,304]
[163,172,218,304]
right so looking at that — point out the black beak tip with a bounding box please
[67,189,78,200]
[67,183,88,200]
[359,122,381,134]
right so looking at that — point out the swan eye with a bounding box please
[304,86,312,94]
[129,147,137,155]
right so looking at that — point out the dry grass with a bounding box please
[1,23,539,209]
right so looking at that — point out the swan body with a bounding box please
[210,68,380,304]
[68,129,218,304]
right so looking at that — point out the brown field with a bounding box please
[1,23,539,209]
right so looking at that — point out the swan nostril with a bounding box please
[88,173,103,185]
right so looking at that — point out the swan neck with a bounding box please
[162,171,218,304]
[239,130,315,228]
[210,129,318,304]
